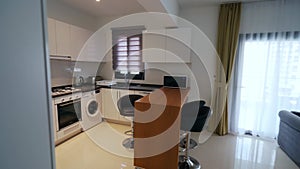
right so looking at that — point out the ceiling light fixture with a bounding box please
[96,0,100,2]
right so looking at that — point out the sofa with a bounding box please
[278,110,300,167]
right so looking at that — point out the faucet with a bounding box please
[124,72,129,85]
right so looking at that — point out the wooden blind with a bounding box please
[112,27,145,73]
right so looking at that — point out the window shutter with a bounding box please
[112,27,145,73]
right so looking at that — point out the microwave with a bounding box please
[163,75,187,88]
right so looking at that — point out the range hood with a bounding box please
[49,55,71,60]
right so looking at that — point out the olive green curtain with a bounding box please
[215,3,241,135]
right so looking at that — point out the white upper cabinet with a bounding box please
[47,18,56,56]
[165,28,191,63]
[55,20,71,57]
[79,30,106,62]
[142,29,166,63]
[103,29,112,62]
[70,25,93,61]
[142,28,191,63]
[47,18,98,62]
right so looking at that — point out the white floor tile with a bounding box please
[55,122,299,169]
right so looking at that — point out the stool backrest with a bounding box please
[117,94,143,116]
[180,100,210,132]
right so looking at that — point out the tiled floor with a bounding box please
[55,122,299,169]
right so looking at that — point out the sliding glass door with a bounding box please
[230,32,300,139]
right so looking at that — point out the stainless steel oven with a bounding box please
[53,93,82,144]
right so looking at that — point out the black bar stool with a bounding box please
[179,102,211,169]
[117,94,143,149]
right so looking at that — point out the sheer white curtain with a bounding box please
[230,32,300,139]
[229,0,300,139]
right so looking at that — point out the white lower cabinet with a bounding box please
[101,88,151,123]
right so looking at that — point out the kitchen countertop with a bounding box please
[100,82,162,92]
[52,83,162,98]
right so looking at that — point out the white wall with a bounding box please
[47,0,98,31]
[179,5,220,46]
[95,6,220,104]
[179,5,220,104]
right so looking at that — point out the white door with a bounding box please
[1,1,55,168]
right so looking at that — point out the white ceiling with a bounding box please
[61,0,146,17]
[60,0,268,18]
[177,0,268,7]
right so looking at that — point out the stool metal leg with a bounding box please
[122,137,134,149]
[123,120,134,149]
[178,132,201,169]
[180,138,198,150]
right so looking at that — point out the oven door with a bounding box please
[56,99,81,130]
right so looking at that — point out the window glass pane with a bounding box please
[129,51,140,55]
[117,47,127,51]
[129,46,140,51]
[112,28,144,80]
[118,41,127,46]
[128,56,140,61]
[130,41,140,46]
[117,52,127,56]
[117,57,128,61]
[130,37,139,41]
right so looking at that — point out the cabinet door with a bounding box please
[101,88,119,120]
[104,29,112,62]
[142,29,166,63]
[55,20,71,56]
[165,28,191,63]
[47,18,56,56]
[70,25,92,61]
[79,30,107,62]
[118,89,135,122]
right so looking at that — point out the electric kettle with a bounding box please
[74,76,84,87]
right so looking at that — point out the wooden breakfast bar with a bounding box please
[134,87,190,169]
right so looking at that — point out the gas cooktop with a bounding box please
[51,85,81,97]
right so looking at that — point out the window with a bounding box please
[230,31,300,138]
[112,26,145,80]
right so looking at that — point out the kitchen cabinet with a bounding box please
[78,29,110,62]
[47,18,56,56]
[55,20,71,56]
[165,28,191,63]
[142,29,166,63]
[101,88,151,123]
[103,29,113,62]
[47,18,97,61]
[101,88,119,120]
[142,28,191,63]
[70,25,93,61]
[101,88,135,122]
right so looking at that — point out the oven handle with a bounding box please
[56,99,81,107]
